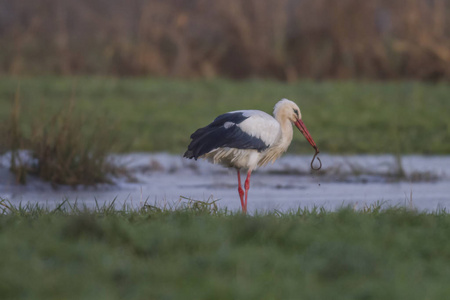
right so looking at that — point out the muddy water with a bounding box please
[1,153,449,213]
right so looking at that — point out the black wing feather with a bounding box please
[184,112,268,160]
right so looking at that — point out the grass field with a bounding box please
[1,77,449,154]
[1,200,450,300]
[1,78,450,299]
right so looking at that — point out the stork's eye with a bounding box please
[293,109,299,117]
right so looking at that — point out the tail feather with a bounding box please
[183,149,196,159]
[184,127,223,159]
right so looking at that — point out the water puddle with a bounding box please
[1,153,449,212]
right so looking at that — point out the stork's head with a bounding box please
[273,98,318,151]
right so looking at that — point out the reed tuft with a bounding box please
[1,87,122,186]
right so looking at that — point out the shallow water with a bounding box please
[1,153,450,212]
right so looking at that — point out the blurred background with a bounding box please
[1,0,450,189]
[3,0,450,81]
[0,0,450,300]
[2,3,450,297]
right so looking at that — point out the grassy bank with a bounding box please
[1,201,450,299]
[1,77,449,154]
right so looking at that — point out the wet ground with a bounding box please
[1,153,449,213]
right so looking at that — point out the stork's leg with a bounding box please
[236,169,245,211]
[244,170,252,213]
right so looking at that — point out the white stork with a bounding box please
[184,98,320,213]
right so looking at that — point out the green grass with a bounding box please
[1,199,450,299]
[1,77,450,154]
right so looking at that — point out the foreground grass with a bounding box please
[0,77,449,154]
[1,200,450,299]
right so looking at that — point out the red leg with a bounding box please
[237,169,245,211]
[244,170,252,213]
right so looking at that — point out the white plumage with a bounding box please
[237,110,281,146]
[184,98,319,213]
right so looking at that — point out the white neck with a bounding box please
[257,113,294,167]
[275,115,293,151]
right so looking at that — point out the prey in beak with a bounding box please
[294,119,322,170]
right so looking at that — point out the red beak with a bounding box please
[294,119,318,152]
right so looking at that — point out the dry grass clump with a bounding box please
[0,89,121,186]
